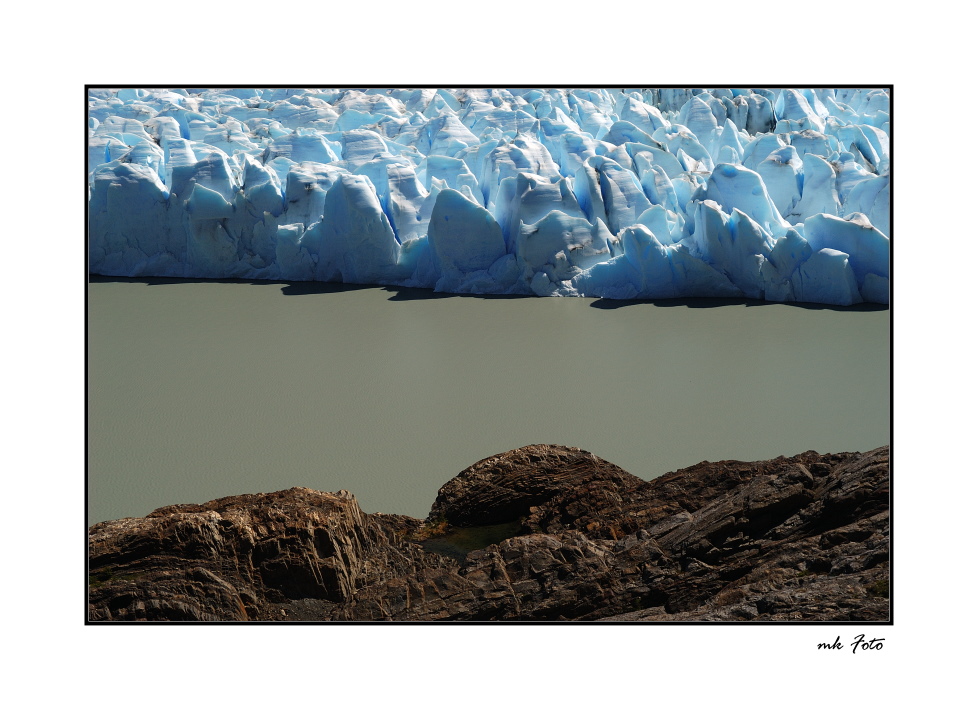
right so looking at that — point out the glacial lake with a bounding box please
[88,277,890,526]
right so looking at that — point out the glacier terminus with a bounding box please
[88,88,890,306]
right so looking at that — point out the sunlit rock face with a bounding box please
[89,87,890,305]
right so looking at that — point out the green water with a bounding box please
[88,278,889,526]
[420,520,526,563]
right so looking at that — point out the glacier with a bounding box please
[88,87,890,306]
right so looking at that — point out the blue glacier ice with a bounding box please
[88,87,890,306]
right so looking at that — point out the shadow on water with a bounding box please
[89,275,376,296]
[89,275,530,301]
[383,286,528,302]
[89,276,887,312]
[281,281,529,301]
[589,295,888,312]
[280,281,374,296]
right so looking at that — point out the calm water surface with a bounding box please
[88,278,889,526]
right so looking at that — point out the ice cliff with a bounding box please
[88,88,890,305]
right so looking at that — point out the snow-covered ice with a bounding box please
[89,87,890,306]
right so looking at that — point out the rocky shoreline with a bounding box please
[88,444,889,621]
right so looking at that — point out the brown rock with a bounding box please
[426,444,644,527]
[88,445,890,622]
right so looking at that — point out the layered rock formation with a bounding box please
[88,444,889,621]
